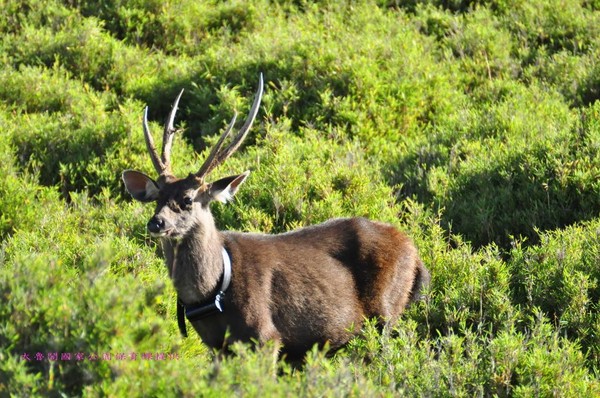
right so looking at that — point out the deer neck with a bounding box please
[161,217,224,305]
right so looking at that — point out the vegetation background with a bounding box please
[1,0,599,396]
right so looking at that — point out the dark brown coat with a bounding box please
[212,217,429,358]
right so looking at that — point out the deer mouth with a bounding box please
[150,228,174,238]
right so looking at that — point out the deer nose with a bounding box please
[147,216,165,234]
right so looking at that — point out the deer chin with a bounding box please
[150,229,175,238]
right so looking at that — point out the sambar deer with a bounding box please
[122,74,430,360]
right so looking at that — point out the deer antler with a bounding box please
[141,74,263,180]
[162,89,184,175]
[195,73,264,181]
[142,89,185,177]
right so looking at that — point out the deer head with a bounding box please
[122,75,264,239]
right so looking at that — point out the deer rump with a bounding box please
[183,217,428,359]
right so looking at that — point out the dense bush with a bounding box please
[1,0,599,395]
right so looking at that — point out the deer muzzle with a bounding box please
[147,216,173,237]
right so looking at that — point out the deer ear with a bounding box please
[122,170,160,202]
[208,171,250,203]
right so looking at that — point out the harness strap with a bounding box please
[177,299,187,337]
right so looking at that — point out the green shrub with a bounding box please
[0,0,72,35]
[0,107,62,238]
[212,122,403,233]
[346,314,600,397]
[0,237,171,395]
[392,82,600,248]
[504,0,600,55]
[4,17,117,91]
[510,219,600,367]
[441,6,518,88]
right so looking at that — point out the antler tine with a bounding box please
[214,74,264,166]
[161,89,185,175]
[195,112,238,180]
[142,106,166,175]
[195,73,264,180]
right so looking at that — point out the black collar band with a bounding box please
[177,247,232,338]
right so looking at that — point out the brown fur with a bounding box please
[214,217,429,359]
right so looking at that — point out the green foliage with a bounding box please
[1,0,600,395]
[346,316,600,397]
[510,220,600,367]
[213,123,402,233]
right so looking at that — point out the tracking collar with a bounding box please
[177,247,232,337]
